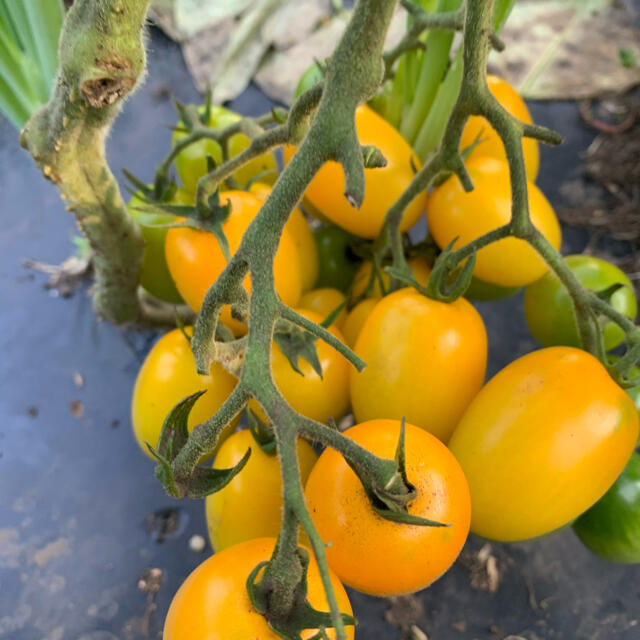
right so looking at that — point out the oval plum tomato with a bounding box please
[173,105,277,194]
[249,182,319,292]
[573,452,640,563]
[350,256,431,302]
[350,288,487,442]
[342,298,379,347]
[205,429,317,552]
[284,105,426,239]
[524,254,637,350]
[131,328,239,459]
[163,537,354,640]
[460,75,539,181]
[313,225,362,293]
[305,419,471,596]
[299,288,347,329]
[165,190,302,334]
[427,156,561,287]
[448,347,639,542]
[249,310,350,425]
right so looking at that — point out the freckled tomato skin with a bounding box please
[250,182,319,292]
[448,347,639,542]
[165,190,302,334]
[284,105,426,239]
[313,225,362,293]
[524,255,637,350]
[350,256,431,302]
[350,288,487,442]
[205,429,318,552]
[173,105,277,194]
[131,328,239,459]
[305,419,471,596]
[163,537,354,640]
[299,287,347,329]
[460,75,539,181]
[342,298,379,347]
[573,452,640,563]
[427,156,561,287]
[250,310,350,425]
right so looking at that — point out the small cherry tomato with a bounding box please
[165,190,302,334]
[305,419,471,596]
[284,105,426,239]
[299,288,347,328]
[250,182,319,292]
[173,105,277,194]
[131,328,239,459]
[573,452,640,563]
[249,310,350,425]
[460,75,539,181]
[163,537,354,640]
[350,256,431,302]
[205,429,317,552]
[448,347,639,542]
[342,298,379,347]
[313,225,362,293]
[524,254,637,350]
[350,288,487,442]
[427,156,561,287]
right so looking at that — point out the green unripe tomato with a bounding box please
[524,255,637,350]
[172,105,277,194]
[573,452,640,563]
[294,61,324,99]
[465,276,521,301]
[128,189,192,304]
[313,225,363,294]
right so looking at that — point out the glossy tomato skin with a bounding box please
[131,328,239,459]
[464,276,520,301]
[350,256,431,302]
[250,310,350,425]
[427,156,561,287]
[350,288,487,442]
[313,225,362,293]
[250,182,319,292]
[205,430,317,552]
[284,105,426,239]
[342,298,379,347]
[524,255,637,350]
[460,75,539,181]
[163,537,354,640]
[573,452,640,563]
[448,347,639,542]
[173,105,277,194]
[305,419,471,596]
[299,287,347,328]
[165,190,302,334]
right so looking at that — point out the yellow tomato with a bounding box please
[461,75,539,181]
[283,105,426,239]
[350,256,431,302]
[342,298,379,347]
[299,287,347,328]
[250,182,319,292]
[165,190,302,334]
[131,328,238,459]
[205,429,317,552]
[163,538,354,640]
[427,156,561,287]
[351,288,487,442]
[249,310,350,425]
[448,347,639,542]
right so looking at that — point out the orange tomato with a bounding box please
[342,298,379,347]
[299,287,347,329]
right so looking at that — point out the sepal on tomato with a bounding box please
[247,408,277,456]
[273,324,324,379]
[425,238,476,302]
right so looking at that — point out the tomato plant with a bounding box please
[163,537,354,639]
[131,328,239,458]
[284,105,426,239]
[524,255,637,350]
[448,347,639,542]
[427,156,561,287]
[205,429,317,552]
[299,287,347,328]
[173,105,277,194]
[350,288,487,442]
[305,419,471,596]
[573,452,640,563]
[165,190,302,333]
[350,256,431,302]
[313,225,363,293]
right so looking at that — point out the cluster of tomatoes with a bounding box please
[128,75,640,638]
